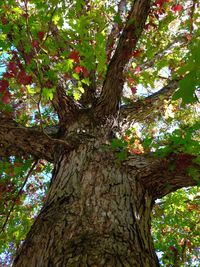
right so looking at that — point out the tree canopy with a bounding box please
[0,0,199,266]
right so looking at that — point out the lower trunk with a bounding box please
[13,145,159,267]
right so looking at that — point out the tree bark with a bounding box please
[13,144,160,267]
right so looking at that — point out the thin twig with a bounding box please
[0,160,38,234]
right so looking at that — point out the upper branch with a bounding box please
[120,79,179,123]
[51,83,80,127]
[94,0,151,117]
[106,0,127,60]
[0,117,74,162]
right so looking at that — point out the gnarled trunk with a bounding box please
[13,143,159,267]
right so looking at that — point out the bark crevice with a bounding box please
[13,146,159,267]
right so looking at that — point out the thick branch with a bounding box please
[51,84,79,126]
[94,0,151,117]
[0,143,26,159]
[120,79,179,122]
[0,117,73,162]
[123,153,198,200]
[106,0,127,59]
[146,153,198,200]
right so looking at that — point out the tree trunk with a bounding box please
[13,143,159,267]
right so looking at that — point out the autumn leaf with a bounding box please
[69,51,80,63]
[2,91,11,104]
[7,62,18,76]
[131,87,137,95]
[31,40,38,48]
[37,31,45,41]
[155,0,169,7]
[17,71,33,85]
[132,50,142,58]
[0,79,9,92]
[171,4,183,13]
[74,66,82,74]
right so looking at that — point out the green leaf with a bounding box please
[42,88,54,100]
[27,85,35,95]
[111,138,127,149]
[173,72,197,105]
[72,73,80,80]
[117,150,127,160]
[81,78,90,86]
[73,91,81,100]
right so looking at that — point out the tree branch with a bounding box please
[120,79,180,122]
[123,153,199,200]
[51,83,80,126]
[0,143,26,159]
[94,0,151,117]
[106,0,127,60]
[138,37,187,71]
[0,117,74,162]
[144,153,199,200]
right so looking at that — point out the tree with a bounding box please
[0,0,199,266]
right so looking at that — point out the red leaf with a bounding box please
[69,51,80,63]
[3,72,13,79]
[132,50,142,58]
[7,61,18,76]
[2,91,11,104]
[74,66,89,77]
[82,67,89,77]
[31,40,38,48]
[169,246,177,251]
[171,4,183,12]
[128,77,134,84]
[131,87,137,95]
[37,31,45,41]
[17,71,33,85]
[155,0,167,7]
[75,66,82,74]
[129,148,142,155]
[0,80,9,92]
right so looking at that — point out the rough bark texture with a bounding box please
[13,142,160,267]
[94,0,151,116]
[1,1,198,266]
[0,117,75,162]
[1,115,197,267]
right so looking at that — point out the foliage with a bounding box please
[152,187,200,267]
[0,158,51,266]
[0,0,200,265]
